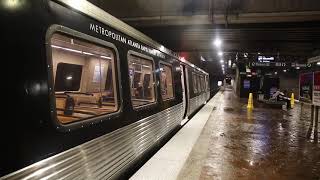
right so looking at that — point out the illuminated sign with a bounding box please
[258,56,274,62]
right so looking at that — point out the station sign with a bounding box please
[251,62,310,68]
[251,62,286,67]
[258,56,274,62]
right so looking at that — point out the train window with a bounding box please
[128,54,156,107]
[192,72,198,94]
[50,33,118,124]
[197,74,201,93]
[200,76,205,92]
[160,63,174,100]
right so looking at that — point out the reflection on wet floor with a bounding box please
[178,90,320,180]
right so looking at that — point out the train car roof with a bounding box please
[54,0,208,75]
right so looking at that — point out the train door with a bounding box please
[181,65,189,123]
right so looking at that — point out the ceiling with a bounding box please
[88,0,320,76]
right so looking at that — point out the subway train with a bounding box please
[0,0,211,179]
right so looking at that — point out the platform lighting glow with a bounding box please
[296,67,300,70]
[275,71,278,75]
[214,38,222,47]
[3,0,24,10]
[222,64,225,67]
[317,62,320,66]
[218,51,223,56]
[220,60,224,63]
[228,60,232,67]
[283,69,287,72]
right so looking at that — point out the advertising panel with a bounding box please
[313,71,320,106]
[299,73,313,102]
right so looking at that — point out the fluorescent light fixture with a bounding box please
[52,45,112,60]
[51,45,82,54]
[228,60,232,67]
[317,62,320,66]
[214,38,222,47]
[220,60,224,63]
[283,69,287,72]
[222,64,225,67]
[296,67,300,70]
[83,52,94,56]
[100,55,112,59]
[218,51,223,56]
[142,65,150,68]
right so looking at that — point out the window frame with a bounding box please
[127,50,158,110]
[46,25,123,131]
[159,60,175,101]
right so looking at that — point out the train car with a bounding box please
[0,0,210,179]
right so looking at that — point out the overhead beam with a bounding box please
[122,11,320,27]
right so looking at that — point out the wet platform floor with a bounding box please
[178,90,320,180]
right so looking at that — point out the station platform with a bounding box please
[130,89,320,180]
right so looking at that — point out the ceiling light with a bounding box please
[296,67,300,70]
[283,69,287,72]
[317,62,320,66]
[100,55,112,59]
[214,38,222,48]
[66,76,73,80]
[83,52,94,56]
[218,51,223,56]
[220,60,223,63]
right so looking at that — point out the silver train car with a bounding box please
[0,0,211,179]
